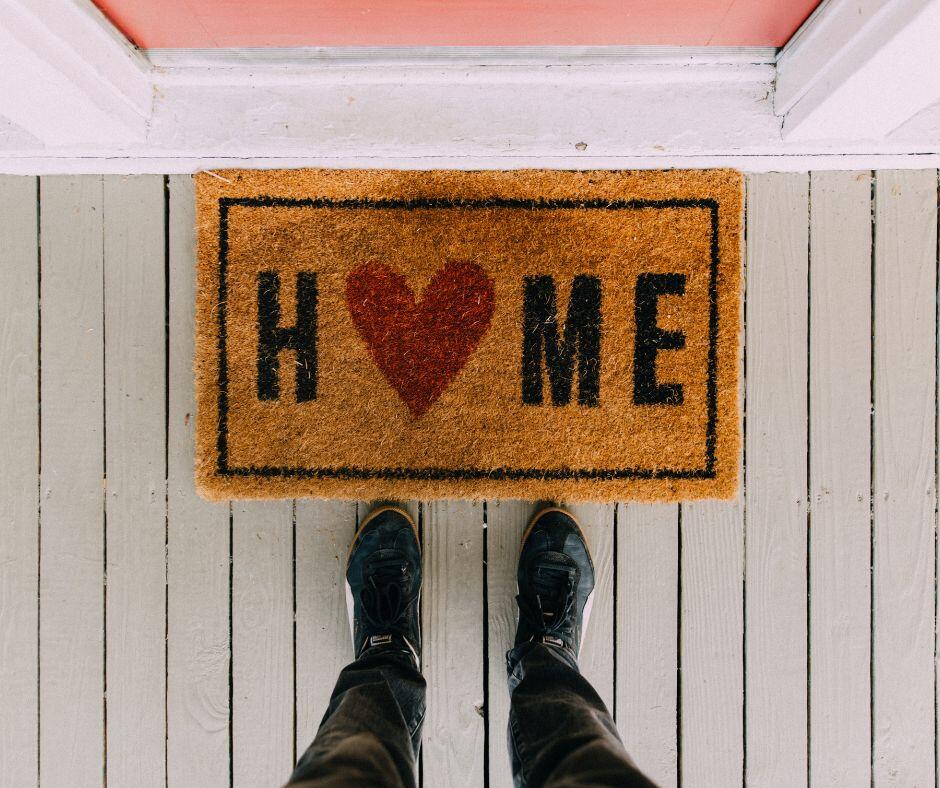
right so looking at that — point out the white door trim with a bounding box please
[1,0,940,171]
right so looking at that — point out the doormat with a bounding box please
[195,169,742,502]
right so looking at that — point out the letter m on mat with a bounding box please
[521,275,602,407]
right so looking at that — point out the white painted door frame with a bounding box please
[2,0,940,172]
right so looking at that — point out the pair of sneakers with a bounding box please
[345,505,595,666]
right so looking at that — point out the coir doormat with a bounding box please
[195,169,742,502]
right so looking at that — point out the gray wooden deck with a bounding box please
[1,171,938,787]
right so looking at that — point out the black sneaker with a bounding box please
[346,505,422,664]
[512,507,595,661]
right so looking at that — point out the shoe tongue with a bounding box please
[364,553,409,625]
[368,582,403,625]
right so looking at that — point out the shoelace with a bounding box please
[358,558,418,636]
[517,562,577,642]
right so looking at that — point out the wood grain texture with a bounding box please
[38,175,105,787]
[872,168,937,787]
[166,174,231,787]
[9,166,940,787]
[744,172,809,787]
[568,503,616,713]
[0,175,38,788]
[615,503,678,787]
[294,499,357,760]
[232,500,294,786]
[421,501,485,787]
[103,175,167,788]
[485,500,538,788]
[680,498,744,788]
[678,171,746,788]
[807,170,872,787]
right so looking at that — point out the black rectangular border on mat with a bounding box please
[214,195,721,481]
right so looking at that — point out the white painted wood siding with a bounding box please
[807,170,872,787]
[166,174,231,787]
[38,175,105,788]
[103,174,167,788]
[0,170,936,788]
[0,175,38,788]
[872,169,937,787]
[744,172,809,788]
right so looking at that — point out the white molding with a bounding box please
[774,0,877,115]
[776,0,940,140]
[146,45,778,69]
[151,60,772,86]
[65,61,785,156]
[1,6,940,170]
[4,153,940,177]
[0,0,152,145]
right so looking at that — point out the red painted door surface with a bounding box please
[92,0,820,48]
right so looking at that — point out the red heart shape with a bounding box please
[346,260,495,418]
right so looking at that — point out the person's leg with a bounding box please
[506,508,658,788]
[288,506,425,788]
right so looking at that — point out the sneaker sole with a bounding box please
[344,505,421,662]
[518,506,595,658]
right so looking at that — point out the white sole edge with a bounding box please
[581,588,594,656]
[345,577,355,651]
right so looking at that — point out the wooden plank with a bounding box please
[744,171,809,787]
[807,170,872,787]
[615,503,678,787]
[232,500,294,786]
[485,500,614,788]
[166,174,231,787]
[38,175,105,787]
[422,501,485,788]
[485,500,537,788]
[0,175,38,788]
[294,500,357,758]
[569,503,616,714]
[102,175,167,787]
[680,172,746,788]
[680,499,744,787]
[872,168,937,787]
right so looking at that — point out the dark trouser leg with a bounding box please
[507,643,658,788]
[288,646,426,788]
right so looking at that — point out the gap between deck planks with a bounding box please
[1,171,938,788]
